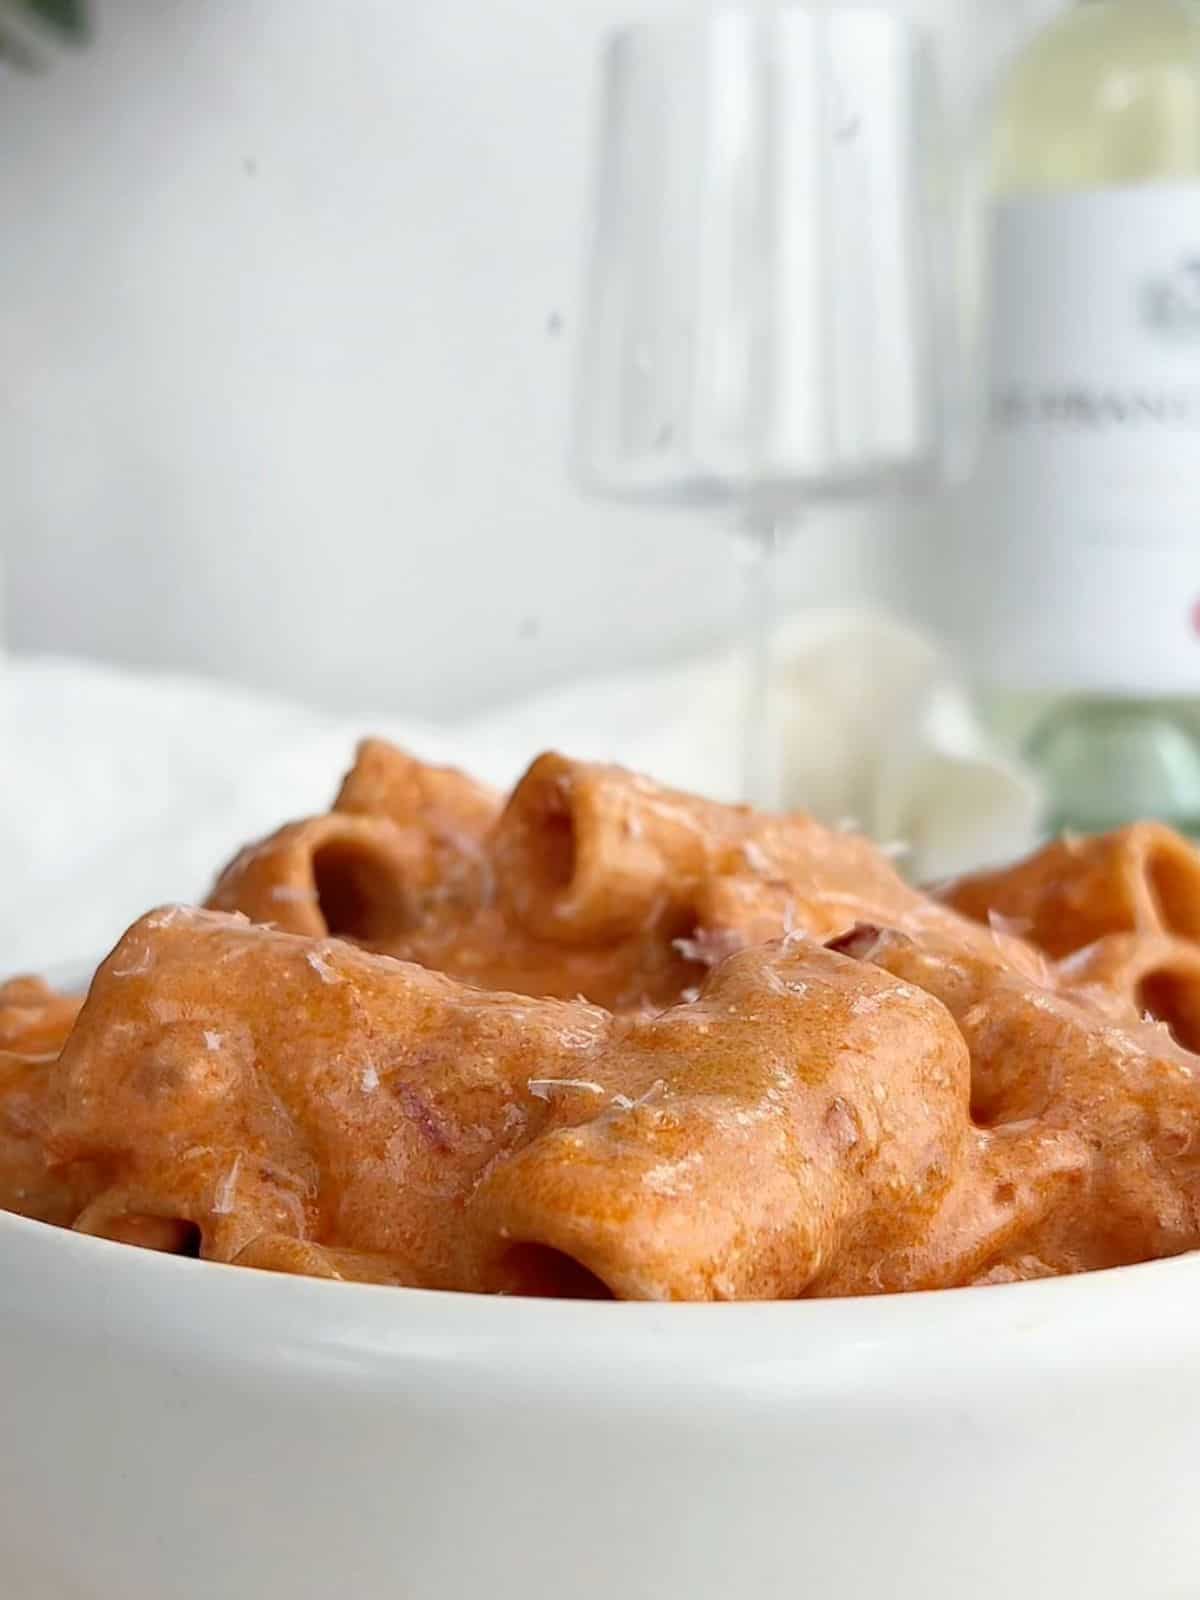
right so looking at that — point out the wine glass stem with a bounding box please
[735,514,784,811]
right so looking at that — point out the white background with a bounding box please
[0,0,1063,718]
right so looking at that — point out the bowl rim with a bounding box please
[4,1205,1199,1403]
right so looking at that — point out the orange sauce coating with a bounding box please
[5,744,1200,1300]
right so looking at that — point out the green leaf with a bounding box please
[15,0,87,40]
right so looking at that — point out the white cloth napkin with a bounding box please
[0,611,1042,977]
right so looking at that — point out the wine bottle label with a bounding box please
[953,184,1200,693]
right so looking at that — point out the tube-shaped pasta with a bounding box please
[48,908,610,1284]
[492,753,736,943]
[334,740,501,905]
[469,940,1081,1299]
[39,909,1080,1298]
[0,977,81,1056]
[207,813,428,942]
[836,925,1200,1276]
[492,752,933,947]
[942,824,1200,957]
[207,815,698,1011]
[208,744,502,945]
[0,979,97,1227]
[207,750,1030,1011]
[1057,932,1200,1054]
[231,1234,424,1286]
[334,738,501,842]
[14,745,1200,1302]
[0,1049,104,1228]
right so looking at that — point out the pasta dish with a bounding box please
[3,741,1200,1300]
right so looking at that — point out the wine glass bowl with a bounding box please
[571,6,949,508]
[570,6,954,806]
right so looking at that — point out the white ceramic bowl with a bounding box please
[2,1209,1199,1600]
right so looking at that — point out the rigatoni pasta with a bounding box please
[5,741,1200,1300]
[208,744,1016,1012]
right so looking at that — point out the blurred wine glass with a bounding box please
[572,5,955,808]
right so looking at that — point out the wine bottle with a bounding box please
[954,0,1200,835]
